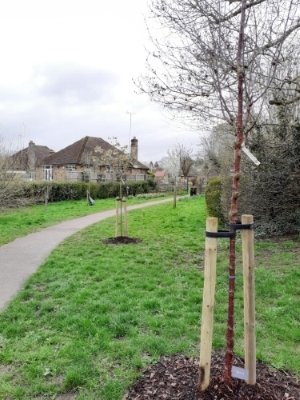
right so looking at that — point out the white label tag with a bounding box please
[241,143,261,166]
[232,366,248,381]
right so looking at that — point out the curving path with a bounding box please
[0,198,174,310]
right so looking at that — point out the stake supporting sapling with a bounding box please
[115,198,121,238]
[199,217,218,391]
[115,196,128,238]
[241,214,256,385]
[199,217,256,390]
[123,198,128,237]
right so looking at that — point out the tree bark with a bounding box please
[224,0,247,384]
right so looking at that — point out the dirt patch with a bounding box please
[124,352,300,400]
[33,394,76,400]
[55,393,76,400]
[0,364,14,374]
[102,236,142,245]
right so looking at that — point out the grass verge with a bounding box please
[0,194,173,245]
[0,196,299,399]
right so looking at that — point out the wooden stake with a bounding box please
[241,214,256,385]
[115,198,121,237]
[123,199,128,237]
[199,217,218,391]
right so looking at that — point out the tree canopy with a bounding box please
[139,0,300,132]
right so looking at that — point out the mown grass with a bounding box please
[0,194,171,245]
[0,197,299,399]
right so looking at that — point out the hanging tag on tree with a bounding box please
[241,143,260,166]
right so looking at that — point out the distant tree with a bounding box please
[160,144,195,205]
[0,138,25,208]
[159,150,180,178]
[178,146,194,191]
[160,144,194,178]
[200,124,234,180]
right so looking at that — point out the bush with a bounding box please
[205,177,225,223]
[3,180,157,206]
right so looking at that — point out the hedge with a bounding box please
[8,180,157,204]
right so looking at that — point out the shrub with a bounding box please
[205,177,225,223]
[2,180,157,206]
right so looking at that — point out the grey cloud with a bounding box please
[34,65,119,104]
[0,66,198,162]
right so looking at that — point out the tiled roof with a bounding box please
[43,136,149,171]
[130,160,149,170]
[12,144,54,169]
[43,136,117,165]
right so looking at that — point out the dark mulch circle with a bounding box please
[102,236,142,245]
[124,352,300,400]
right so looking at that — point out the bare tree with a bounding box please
[140,0,300,383]
[160,148,180,177]
[0,138,26,208]
[200,123,235,180]
[178,145,194,191]
[94,137,133,237]
[161,144,194,181]
[160,144,194,205]
[161,146,181,207]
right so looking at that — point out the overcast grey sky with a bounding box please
[0,0,200,162]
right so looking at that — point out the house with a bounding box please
[10,141,54,180]
[40,136,149,182]
[149,161,169,185]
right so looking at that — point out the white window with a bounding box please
[44,166,53,181]
[66,164,76,171]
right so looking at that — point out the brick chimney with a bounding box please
[28,141,36,170]
[130,137,138,161]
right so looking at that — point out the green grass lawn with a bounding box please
[0,194,170,246]
[0,197,299,399]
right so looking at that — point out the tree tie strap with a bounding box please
[206,222,254,239]
[205,230,235,238]
[229,222,254,231]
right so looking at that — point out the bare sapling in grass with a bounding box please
[173,176,177,209]
[141,0,300,386]
[93,137,141,244]
[115,197,128,238]
[200,215,256,389]
[94,138,132,239]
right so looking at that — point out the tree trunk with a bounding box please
[173,176,177,208]
[224,0,247,384]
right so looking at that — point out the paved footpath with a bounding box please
[0,198,173,311]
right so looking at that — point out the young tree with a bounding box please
[94,138,132,237]
[140,0,300,383]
